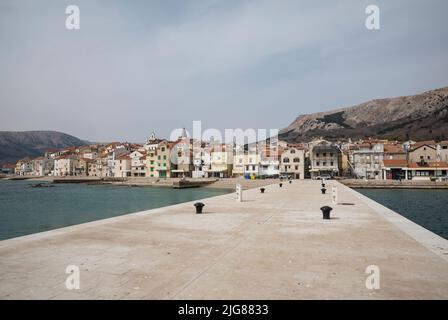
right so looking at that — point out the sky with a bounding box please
[1,0,447,142]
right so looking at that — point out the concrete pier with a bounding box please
[0,180,447,299]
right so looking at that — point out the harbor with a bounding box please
[1,180,447,299]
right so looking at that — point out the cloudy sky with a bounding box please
[1,0,447,142]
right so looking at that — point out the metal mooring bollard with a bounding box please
[321,187,326,194]
[260,187,265,193]
[320,206,333,219]
[194,202,205,214]
[289,180,292,184]
[279,183,283,188]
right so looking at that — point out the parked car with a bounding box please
[320,174,332,180]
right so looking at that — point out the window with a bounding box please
[316,153,319,157]
[323,161,327,166]
[252,165,256,171]
[427,156,430,160]
[283,157,290,163]
[163,155,167,160]
[290,149,295,154]
[150,167,154,172]
[316,161,320,166]
[323,153,326,157]
[330,161,334,166]
[158,155,161,160]
[330,153,333,157]
[293,158,300,163]
[150,160,154,165]
[163,163,166,167]
[295,166,298,170]
[161,147,165,152]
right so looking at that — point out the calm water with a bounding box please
[0,180,232,240]
[356,188,448,239]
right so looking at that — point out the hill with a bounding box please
[0,131,88,163]
[279,87,448,142]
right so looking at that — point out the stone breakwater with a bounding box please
[0,180,447,299]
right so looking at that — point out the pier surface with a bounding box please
[1,180,447,299]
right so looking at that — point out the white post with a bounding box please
[236,184,243,202]
[332,186,338,205]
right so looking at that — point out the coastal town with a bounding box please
[2,130,448,182]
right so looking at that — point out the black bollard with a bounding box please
[320,206,333,219]
[260,187,265,193]
[279,183,283,188]
[321,187,326,194]
[289,180,292,184]
[194,202,205,214]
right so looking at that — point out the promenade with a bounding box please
[0,180,447,299]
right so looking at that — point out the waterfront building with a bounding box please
[384,144,406,160]
[192,143,212,178]
[244,152,261,178]
[280,146,305,179]
[407,142,437,163]
[407,162,448,180]
[437,141,448,162]
[113,153,132,178]
[88,158,100,177]
[309,140,341,179]
[232,153,245,177]
[170,137,194,178]
[210,144,233,178]
[130,151,147,177]
[145,149,158,178]
[381,159,448,181]
[15,157,32,176]
[0,162,15,175]
[32,156,54,176]
[155,141,172,178]
[53,155,79,177]
[352,143,384,179]
[75,158,92,176]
